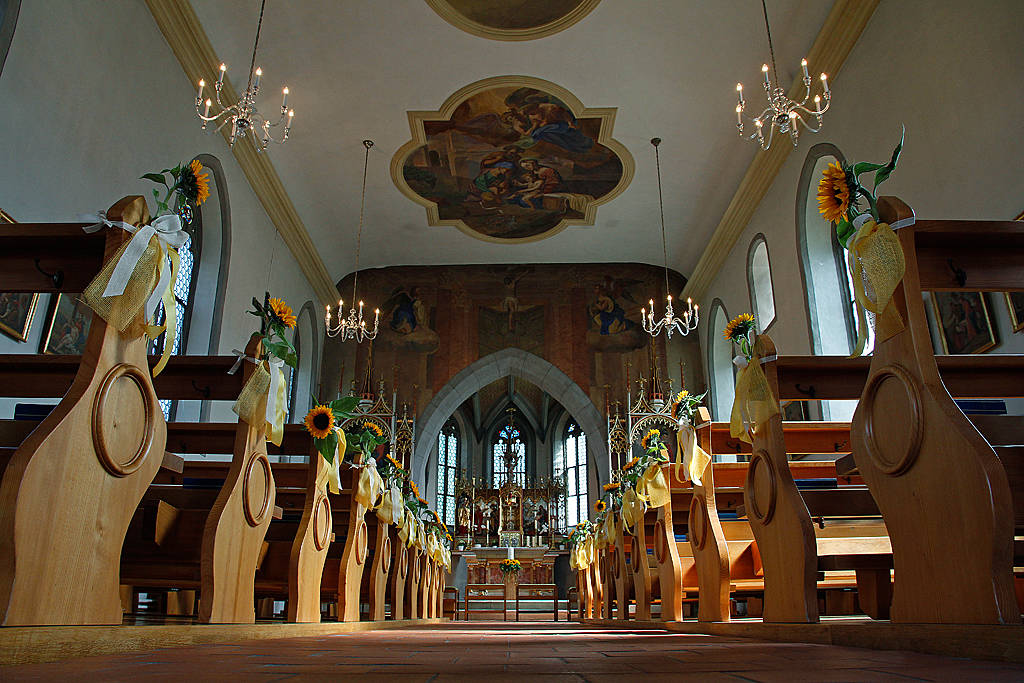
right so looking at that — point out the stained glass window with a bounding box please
[563,420,588,527]
[492,425,525,487]
[436,420,459,526]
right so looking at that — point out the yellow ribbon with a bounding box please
[376,486,401,524]
[636,463,671,509]
[315,429,346,495]
[398,509,412,546]
[602,510,617,547]
[730,355,780,444]
[847,219,906,357]
[415,520,426,551]
[676,424,712,486]
[141,246,179,378]
[265,359,287,447]
[621,488,645,533]
[595,522,608,550]
[353,461,383,510]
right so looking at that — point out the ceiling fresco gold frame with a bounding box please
[423,0,602,42]
[390,75,634,245]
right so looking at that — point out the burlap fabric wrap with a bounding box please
[676,422,712,485]
[730,354,780,444]
[83,238,161,337]
[847,219,906,357]
[232,362,272,429]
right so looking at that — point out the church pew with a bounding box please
[357,510,392,621]
[0,200,170,626]
[388,523,410,619]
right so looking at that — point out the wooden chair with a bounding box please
[442,586,459,620]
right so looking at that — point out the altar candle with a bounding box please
[507,545,514,559]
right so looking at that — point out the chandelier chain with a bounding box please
[351,140,371,309]
[246,0,267,95]
[761,0,779,92]
[654,140,670,299]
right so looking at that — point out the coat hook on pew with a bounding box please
[725,440,742,452]
[947,258,967,287]
[834,439,847,451]
[192,381,211,399]
[794,384,816,399]
[34,258,64,288]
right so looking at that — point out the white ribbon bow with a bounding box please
[93,213,190,320]
[79,210,135,234]
[228,349,259,375]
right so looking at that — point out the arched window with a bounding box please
[289,302,319,424]
[796,144,868,420]
[152,207,200,420]
[287,322,300,424]
[492,424,525,487]
[436,419,459,526]
[708,300,735,422]
[561,420,588,527]
[747,235,776,333]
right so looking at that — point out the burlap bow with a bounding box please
[730,354,780,444]
[847,218,905,357]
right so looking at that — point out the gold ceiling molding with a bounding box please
[680,0,882,306]
[391,75,634,244]
[143,0,339,308]
[424,0,602,42]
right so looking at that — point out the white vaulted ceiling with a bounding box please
[177,0,836,289]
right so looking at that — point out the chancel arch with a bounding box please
[413,347,608,505]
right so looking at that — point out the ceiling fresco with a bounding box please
[392,77,633,244]
[423,0,603,41]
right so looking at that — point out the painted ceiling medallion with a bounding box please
[424,0,602,42]
[392,76,633,244]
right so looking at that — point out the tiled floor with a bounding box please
[4,622,1023,682]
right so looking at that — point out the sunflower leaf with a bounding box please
[836,219,856,249]
[330,395,361,416]
[141,173,169,186]
[873,127,905,190]
[852,162,884,177]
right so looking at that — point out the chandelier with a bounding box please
[326,140,380,343]
[642,138,698,339]
[194,0,293,152]
[735,0,831,149]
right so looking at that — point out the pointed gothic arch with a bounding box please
[413,348,608,500]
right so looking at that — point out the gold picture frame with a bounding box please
[1005,293,1024,333]
[0,208,42,343]
[41,293,93,355]
[930,291,997,354]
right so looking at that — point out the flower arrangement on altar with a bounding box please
[499,558,522,584]
[818,130,908,358]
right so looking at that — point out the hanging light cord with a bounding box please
[653,139,670,301]
[761,0,780,91]
[246,0,267,95]
[351,140,372,308]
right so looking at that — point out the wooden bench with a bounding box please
[464,583,507,620]
[515,583,558,621]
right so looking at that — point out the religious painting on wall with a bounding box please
[41,293,93,355]
[930,291,997,355]
[378,285,440,353]
[1006,292,1024,333]
[0,208,41,343]
[424,0,603,41]
[586,275,645,352]
[393,76,633,243]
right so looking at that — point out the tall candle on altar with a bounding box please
[507,545,514,560]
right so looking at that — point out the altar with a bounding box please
[456,546,564,585]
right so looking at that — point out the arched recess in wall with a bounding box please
[413,347,608,501]
[795,144,860,421]
[289,301,320,423]
[707,299,734,422]
[189,154,232,422]
[747,234,776,333]
[0,0,21,78]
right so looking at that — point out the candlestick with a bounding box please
[203,99,211,118]
[801,58,809,80]
[197,79,204,100]
[218,63,225,85]
[253,68,261,89]
[282,87,289,109]
[821,73,829,94]
[762,63,770,87]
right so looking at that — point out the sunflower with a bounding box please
[410,481,421,498]
[417,497,429,506]
[362,420,384,438]
[304,404,335,439]
[723,313,756,341]
[432,510,442,524]
[191,160,210,204]
[594,500,607,513]
[176,159,209,205]
[817,161,851,224]
[639,429,660,451]
[603,482,620,492]
[269,297,297,329]
[385,453,404,471]
[670,390,690,419]
[623,456,640,471]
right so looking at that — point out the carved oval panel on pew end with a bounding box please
[629,535,642,575]
[355,520,368,565]
[92,363,157,477]
[689,495,708,551]
[746,450,777,525]
[396,545,409,579]
[313,494,332,551]
[381,533,392,574]
[653,518,668,562]
[863,364,924,477]
[243,453,272,526]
